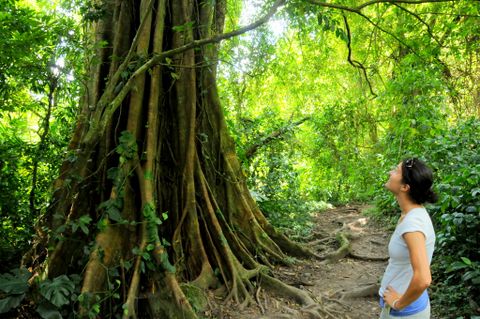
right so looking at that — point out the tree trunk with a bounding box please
[26,0,316,318]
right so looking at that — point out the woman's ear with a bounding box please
[400,183,410,193]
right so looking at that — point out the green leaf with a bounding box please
[461,257,472,266]
[465,206,477,213]
[79,223,89,235]
[447,261,468,272]
[123,260,132,271]
[161,238,171,247]
[172,25,184,32]
[162,212,168,220]
[117,130,137,158]
[0,294,25,314]
[39,275,75,308]
[0,268,31,294]
[55,225,66,234]
[36,301,63,319]
[79,215,92,225]
[472,188,480,197]
[106,167,119,181]
[462,271,477,282]
[107,206,123,222]
[97,218,108,231]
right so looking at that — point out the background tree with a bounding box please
[0,0,81,272]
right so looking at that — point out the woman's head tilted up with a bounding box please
[385,158,438,204]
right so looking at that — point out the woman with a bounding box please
[379,158,438,318]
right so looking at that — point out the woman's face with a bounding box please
[385,162,406,194]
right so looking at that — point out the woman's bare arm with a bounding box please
[383,231,431,309]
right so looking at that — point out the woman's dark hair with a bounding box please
[401,158,438,204]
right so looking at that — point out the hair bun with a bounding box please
[426,189,438,203]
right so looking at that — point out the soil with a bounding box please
[204,205,392,319]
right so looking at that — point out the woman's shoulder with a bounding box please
[400,207,435,233]
[396,207,429,228]
[406,207,430,220]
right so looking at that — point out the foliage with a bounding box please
[372,118,480,317]
[424,119,480,318]
[217,1,479,316]
[247,140,329,236]
[0,268,81,318]
[0,268,31,314]
[39,275,76,308]
[0,0,82,270]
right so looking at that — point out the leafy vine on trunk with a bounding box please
[24,0,318,318]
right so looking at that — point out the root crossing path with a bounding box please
[206,205,391,319]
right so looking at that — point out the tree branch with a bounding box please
[244,117,310,161]
[307,0,447,67]
[356,0,458,10]
[356,10,423,59]
[417,12,480,18]
[85,0,286,144]
[342,15,377,98]
[306,0,458,12]
[392,3,442,47]
[392,3,453,78]
[309,0,450,83]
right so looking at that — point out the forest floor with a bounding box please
[205,205,392,319]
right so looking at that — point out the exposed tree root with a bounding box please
[322,293,352,310]
[255,285,265,314]
[144,274,197,319]
[301,303,339,319]
[320,232,351,264]
[349,251,389,261]
[307,236,337,247]
[339,283,380,300]
[311,212,389,265]
[328,207,360,214]
[291,230,331,242]
[260,274,316,306]
[370,238,387,245]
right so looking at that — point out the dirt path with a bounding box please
[205,205,391,319]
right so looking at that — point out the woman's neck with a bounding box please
[396,194,423,217]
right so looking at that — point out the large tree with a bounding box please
[23,0,474,318]
[25,0,318,318]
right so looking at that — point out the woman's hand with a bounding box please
[383,285,403,310]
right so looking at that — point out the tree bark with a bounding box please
[26,0,316,317]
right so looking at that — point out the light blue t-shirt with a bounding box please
[378,207,436,316]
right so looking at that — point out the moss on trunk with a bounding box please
[25,0,317,317]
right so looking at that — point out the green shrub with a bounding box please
[374,118,480,317]
[425,119,480,318]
